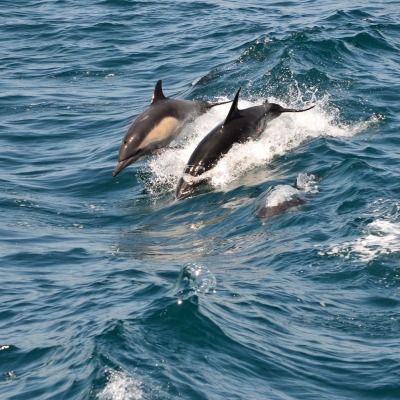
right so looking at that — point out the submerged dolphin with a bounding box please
[175,88,314,199]
[256,188,304,220]
[113,80,232,176]
[256,173,319,223]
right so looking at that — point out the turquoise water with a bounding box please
[1,1,400,399]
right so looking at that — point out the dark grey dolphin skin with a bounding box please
[256,191,304,221]
[256,173,320,222]
[174,88,315,199]
[113,80,232,176]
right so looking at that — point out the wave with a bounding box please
[97,368,144,400]
[320,200,400,263]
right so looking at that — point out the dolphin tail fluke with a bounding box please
[280,105,315,113]
[206,99,233,109]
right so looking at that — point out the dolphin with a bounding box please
[256,191,304,220]
[113,80,232,176]
[256,173,319,223]
[255,185,304,222]
[174,88,314,199]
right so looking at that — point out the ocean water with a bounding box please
[1,1,400,399]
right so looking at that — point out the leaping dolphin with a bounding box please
[112,80,232,176]
[175,88,314,199]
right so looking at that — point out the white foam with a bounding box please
[295,172,319,193]
[97,369,143,400]
[352,219,400,262]
[322,219,400,262]
[262,185,301,208]
[145,93,374,194]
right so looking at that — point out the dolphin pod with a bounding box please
[174,88,315,200]
[113,80,232,176]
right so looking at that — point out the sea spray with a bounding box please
[145,93,375,196]
[173,264,217,303]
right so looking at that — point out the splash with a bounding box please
[323,219,400,263]
[320,201,400,262]
[97,369,144,400]
[173,264,217,303]
[260,185,301,209]
[295,172,319,193]
[145,92,374,195]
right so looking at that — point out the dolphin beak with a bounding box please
[175,178,194,200]
[113,147,146,176]
[112,159,132,176]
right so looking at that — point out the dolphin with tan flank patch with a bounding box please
[112,80,232,176]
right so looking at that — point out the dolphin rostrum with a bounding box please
[175,88,314,199]
[113,80,232,176]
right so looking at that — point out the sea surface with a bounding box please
[1,1,400,399]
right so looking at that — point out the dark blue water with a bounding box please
[1,1,400,399]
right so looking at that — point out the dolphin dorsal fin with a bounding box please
[151,80,167,104]
[224,88,241,125]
